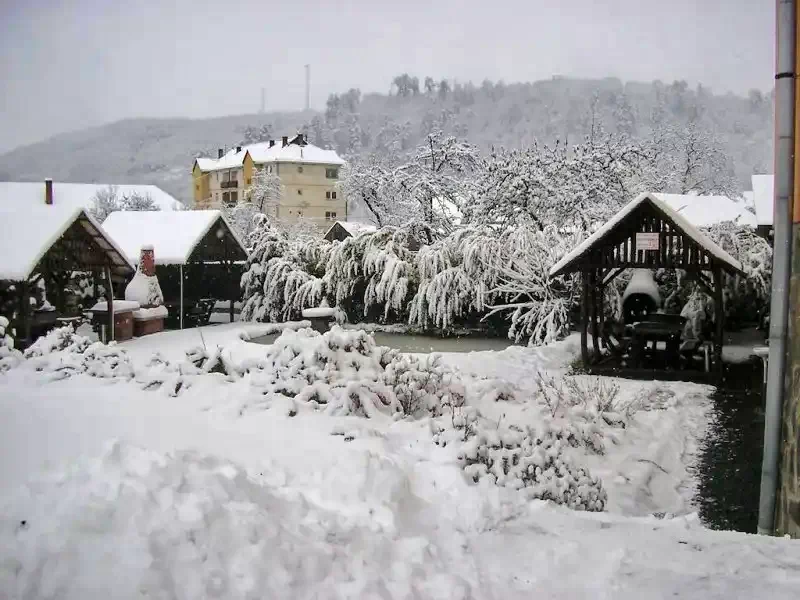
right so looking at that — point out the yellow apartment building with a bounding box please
[192,134,347,227]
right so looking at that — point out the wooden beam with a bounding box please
[590,269,600,359]
[713,266,724,379]
[580,270,589,366]
[19,280,31,348]
[104,264,114,341]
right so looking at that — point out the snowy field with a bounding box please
[0,323,799,598]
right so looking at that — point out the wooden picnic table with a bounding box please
[629,318,685,368]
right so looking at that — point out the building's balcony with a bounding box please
[220,180,238,189]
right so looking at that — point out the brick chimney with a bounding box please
[45,178,53,205]
[218,148,224,158]
[269,139,275,148]
[139,245,155,277]
[282,135,288,147]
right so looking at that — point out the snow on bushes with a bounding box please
[245,326,470,419]
[0,316,21,372]
[457,426,607,511]
[22,325,135,382]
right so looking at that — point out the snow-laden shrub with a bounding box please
[15,324,135,382]
[384,353,464,416]
[23,324,91,358]
[245,326,467,419]
[458,425,607,511]
[532,373,633,454]
[248,327,400,417]
[0,316,22,372]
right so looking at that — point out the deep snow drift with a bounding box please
[0,324,798,598]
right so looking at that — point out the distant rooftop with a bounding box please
[750,174,774,227]
[194,133,345,173]
[653,193,757,228]
[0,181,181,212]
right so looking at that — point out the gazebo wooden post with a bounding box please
[598,275,606,350]
[19,279,31,348]
[580,269,590,365]
[713,265,724,377]
[104,264,114,341]
[590,269,601,359]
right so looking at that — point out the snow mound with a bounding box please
[0,442,468,599]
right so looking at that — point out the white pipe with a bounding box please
[179,264,184,330]
[758,0,796,536]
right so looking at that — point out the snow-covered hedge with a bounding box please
[457,426,607,511]
[10,324,471,421]
[243,326,469,419]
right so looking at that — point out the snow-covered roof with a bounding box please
[653,193,757,228]
[195,148,248,172]
[247,142,345,166]
[549,193,744,278]
[0,181,181,211]
[322,221,378,240]
[101,210,248,266]
[195,139,345,172]
[340,221,377,236]
[0,203,133,281]
[751,174,774,226]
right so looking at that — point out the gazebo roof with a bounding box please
[102,210,248,265]
[0,203,133,281]
[549,193,744,278]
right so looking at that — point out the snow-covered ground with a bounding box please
[0,324,798,598]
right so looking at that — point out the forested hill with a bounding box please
[0,76,773,205]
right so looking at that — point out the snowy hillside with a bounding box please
[0,76,773,206]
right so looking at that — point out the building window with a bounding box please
[297,189,303,196]
[222,192,230,204]
[325,211,336,221]
[247,178,251,185]
[266,165,272,173]
[216,173,219,181]
[326,168,339,179]
[230,191,238,203]
[332,191,337,199]
[326,191,331,199]
[297,166,304,173]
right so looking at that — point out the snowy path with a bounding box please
[0,325,798,598]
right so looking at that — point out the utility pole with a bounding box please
[776,0,800,537]
[759,0,797,536]
[305,64,310,111]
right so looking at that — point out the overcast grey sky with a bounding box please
[0,0,773,153]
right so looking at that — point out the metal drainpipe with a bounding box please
[758,0,796,535]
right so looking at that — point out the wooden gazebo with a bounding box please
[0,203,134,347]
[102,210,248,328]
[549,193,745,372]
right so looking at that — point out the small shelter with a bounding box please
[0,196,133,347]
[101,210,248,328]
[323,221,378,242]
[550,192,745,373]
